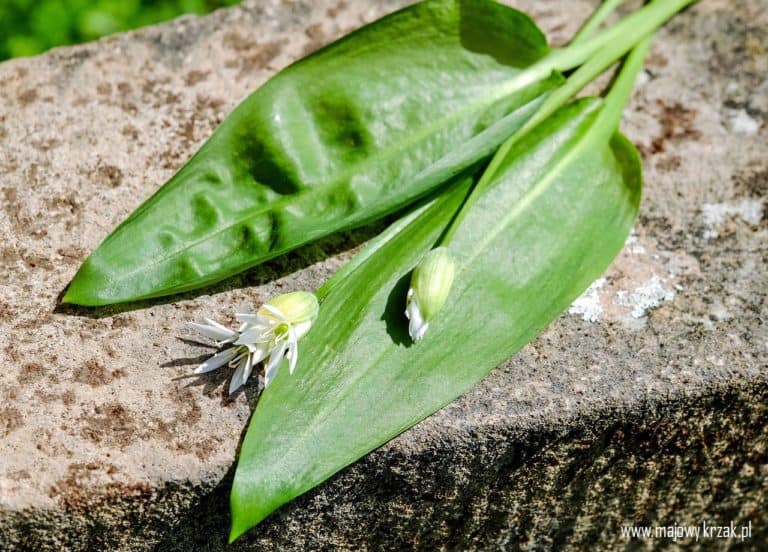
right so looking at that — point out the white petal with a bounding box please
[236,325,275,346]
[292,319,313,340]
[404,288,414,321]
[235,313,270,325]
[246,343,269,364]
[263,341,288,387]
[204,317,238,335]
[241,353,254,386]
[287,327,298,375]
[405,294,428,341]
[263,361,278,388]
[229,355,249,395]
[411,321,429,341]
[188,321,237,342]
[260,303,288,322]
[235,312,259,322]
[194,347,239,374]
[286,345,298,375]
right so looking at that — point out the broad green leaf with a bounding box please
[63,0,563,306]
[229,96,642,540]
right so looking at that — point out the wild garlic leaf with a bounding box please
[64,0,562,306]
[229,96,642,540]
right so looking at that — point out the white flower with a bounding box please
[405,288,429,341]
[405,247,455,342]
[189,291,319,394]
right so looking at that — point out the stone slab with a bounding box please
[0,0,766,549]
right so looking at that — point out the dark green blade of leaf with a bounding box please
[229,96,642,540]
[63,0,563,306]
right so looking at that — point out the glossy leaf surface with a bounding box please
[64,0,562,305]
[230,97,642,539]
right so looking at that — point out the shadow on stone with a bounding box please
[154,460,238,551]
[161,353,212,368]
[150,383,768,551]
[171,364,260,409]
[175,337,217,349]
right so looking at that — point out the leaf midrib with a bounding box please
[249,107,611,515]
[462,112,603,268]
[110,71,538,285]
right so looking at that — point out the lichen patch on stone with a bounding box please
[701,199,764,239]
[614,275,675,319]
[569,278,606,323]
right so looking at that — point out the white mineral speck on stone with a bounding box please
[569,278,606,323]
[625,231,646,254]
[728,109,759,135]
[635,69,651,87]
[614,275,674,319]
[701,199,764,238]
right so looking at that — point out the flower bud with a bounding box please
[259,291,319,325]
[405,247,455,341]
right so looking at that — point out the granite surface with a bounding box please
[0,0,765,549]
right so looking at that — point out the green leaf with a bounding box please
[64,0,562,305]
[229,96,642,540]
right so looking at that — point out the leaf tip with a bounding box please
[228,466,286,543]
[62,255,131,307]
[60,288,76,305]
[227,525,244,545]
[228,481,256,544]
[61,262,103,307]
[228,498,261,544]
[61,276,89,306]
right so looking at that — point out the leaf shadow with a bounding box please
[161,352,212,369]
[458,0,545,68]
[381,273,413,348]
[176,337,217,349]
[54,219,390,320]
[168,351,265,408]
[151,395,259,551]
[152,369,271,551]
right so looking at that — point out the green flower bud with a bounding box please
[405,247,455,341]
[259,291,319,326]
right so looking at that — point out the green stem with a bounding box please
[315,206,427,301]
[516,39,631,141]
[324,0,693,281]
[441,49,634,244]
[546,0,693,72]
[441,1,686,245]
[571,0,629,45]
[316,177,474,300]
[598,33,653,134]
[504,0,695,131]
[490,0,695,113]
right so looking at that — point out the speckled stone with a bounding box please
[0,1,765,550]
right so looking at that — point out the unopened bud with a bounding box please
[405,247,455,341]
[259,291,319,326]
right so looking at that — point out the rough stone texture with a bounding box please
[0,0,765,550]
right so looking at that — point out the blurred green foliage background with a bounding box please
[0,0,241,61]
